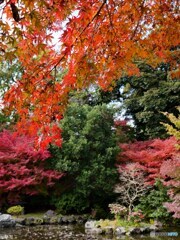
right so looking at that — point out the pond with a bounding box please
[0,225,179,240]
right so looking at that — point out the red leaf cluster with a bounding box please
[118,137,178,184]
[160,155,180,218]
[0,130,64,206]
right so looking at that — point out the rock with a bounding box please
[115,227,126,235]
[77,215,88,223]
[24,217,34,226]
[49,217,58,224]
[85,220,97,229]
[0,214,12,222]
[60,215,74,224]
[57,216,63,224]
[24,217,43,226]
[85,227,103,235]
[43,216,51,224]
[102,226,113,235]
[0,214,16,228]
[140,227,151,234]
[15,217,25,225]
[61,216,69,223]
[44,210,56,218]
[127,227,141,235]
[15,223,24,228]
[33,218,43,225]
[154,220,163,228]
[149,225,159,231]
[68,215,76,224]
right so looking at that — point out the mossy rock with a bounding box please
[24,217,43,226]
[49,217,58,224]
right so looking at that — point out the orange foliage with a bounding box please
[0,0,179,146]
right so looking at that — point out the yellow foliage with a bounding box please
[7,205,24,216]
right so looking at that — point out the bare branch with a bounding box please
[115,163,150,213]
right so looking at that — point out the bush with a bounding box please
[52,192,89,214]
[7,205,24,215]
[136,179,172,222]
[128,210,144,223]
[108,203,127,218]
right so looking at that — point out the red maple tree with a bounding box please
[0,130,64,206]
[0,0,179,146]
[118,137,178,184]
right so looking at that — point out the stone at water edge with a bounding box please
[0,214,12,221]
[102,226,113,235]
[85,220,97,229]
[24,217,43,226]
[44,210,56,218]
[115,226,126,235]
[140,227,151,233]
[126,227,141,235]
[14,217,25,225]
[85,227,103,235]
[0,214,16,228]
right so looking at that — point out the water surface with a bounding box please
[0,225,179,240]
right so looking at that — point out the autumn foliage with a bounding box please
[0,130,64,206]
[118,137,178,184]
[160,155,180,218]
[115,163,149,214]
[0,0,179,145]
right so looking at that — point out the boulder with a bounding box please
[15,217,25,225]
[115,227,126,235]
[102,226,113,235]
[24,217,43,226]
[44,210,56,218]
[15,223,24,228]
[85,227,103,235]
[127,227,141,235]
[85,220,97,229]
[149,225,160,231]
[57,216,63,224]
[49,217,58,224]
[154,220,163,228]
[43,216,51,224]
[60,215,75,224]
[140,227,151,234]
[0,214,12,222]
[0,214,16,228]
[76,215,88,224]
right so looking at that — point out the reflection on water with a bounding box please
[0,225,179,240]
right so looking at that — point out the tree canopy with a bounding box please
[50,103,119,213]
[120,63,180,140]
[0,0,179,146]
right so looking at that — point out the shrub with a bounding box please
[7,205,24,215]
[136,179,172,222]
[128,210,144,223]
[108,203,127,218]
[0,130,64,207]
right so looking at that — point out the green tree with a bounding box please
[120,63,180,140]
[0,61,22,96]
[0,61,22,130]
[50,103,119,214]
[70,63,180,140]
